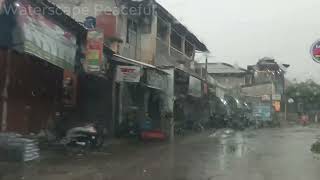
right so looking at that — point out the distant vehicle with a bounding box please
[207,96,230,128]
[224,96,247,130]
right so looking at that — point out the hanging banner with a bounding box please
[146,69,168,90]
[273,101,281,112]
[115,65,141,82]
[85,30,104,73]
[16,0,77,70]
[188,76,202,97]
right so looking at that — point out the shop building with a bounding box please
[0,0,85,134]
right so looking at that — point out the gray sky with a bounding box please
[157,0,320,82]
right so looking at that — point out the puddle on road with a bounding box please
[209,129,235,139]
[216,132,252,171]
[209,130,252,158]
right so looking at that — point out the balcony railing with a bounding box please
[155,38,192,67]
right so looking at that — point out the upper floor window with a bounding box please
[126,19,138,44]
[157,17,169,40]
[185,40,194,58]
[171,30,182,51]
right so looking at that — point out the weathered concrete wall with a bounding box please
[216,87,225,98]
[241,83,272,97]
[139,16,157,64]
[51,0,197,67]
[51,0,143,61]
[213,76,245,89]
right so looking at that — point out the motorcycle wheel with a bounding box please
[65,141,90,154]
[95,135,105,148]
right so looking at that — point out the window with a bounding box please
[157,17,169,40]
[126,19,138,44]
[185,40,194,57]
[170,30,182,51]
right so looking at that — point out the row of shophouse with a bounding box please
[0,0,289,138]
[0,0,218,139]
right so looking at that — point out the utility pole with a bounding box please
[205,56,208,81]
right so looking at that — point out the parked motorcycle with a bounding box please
[60,122,106,150]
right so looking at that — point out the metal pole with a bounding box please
[284,99,287,122]
[111,79,117,136]
[1,49,11,132]
[118,82,123,129]
[169,68,175,143]
[205,57,208,81]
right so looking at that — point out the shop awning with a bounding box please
[14,0,77,70]
[112,54,169,91]
[145,68,168,90]
[113,55,163,71]
[175,66,204,81]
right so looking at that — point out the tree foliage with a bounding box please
[286,80,320,110]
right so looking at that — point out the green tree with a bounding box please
[286,79,320,111]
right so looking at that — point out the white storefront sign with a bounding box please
[261,94,271,101]
[16,0,77,69]
[115,65,141,83]
[272,94,282,101]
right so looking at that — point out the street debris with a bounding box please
[311,141,320,154]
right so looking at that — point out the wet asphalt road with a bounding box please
[1,126,320,180]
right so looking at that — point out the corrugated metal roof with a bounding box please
[30,0,87,36]
[205,63,247,74]
[112,54,169,74]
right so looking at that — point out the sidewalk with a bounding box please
[0,131,213,180]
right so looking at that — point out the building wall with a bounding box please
[212,75,246,89]
[241,83,272,97]
[216,87,225,98]
[51,0,199,68]
[155,16,194,69]
[52,0,160,64]
[140,15,157,64]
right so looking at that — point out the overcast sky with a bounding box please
[157,0,320,82]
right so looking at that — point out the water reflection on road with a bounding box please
[1,126,320,180]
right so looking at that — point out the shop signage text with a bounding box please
[115,65,141,83]
[17,0,77,70]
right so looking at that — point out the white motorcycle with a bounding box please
[60,123,106,150]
